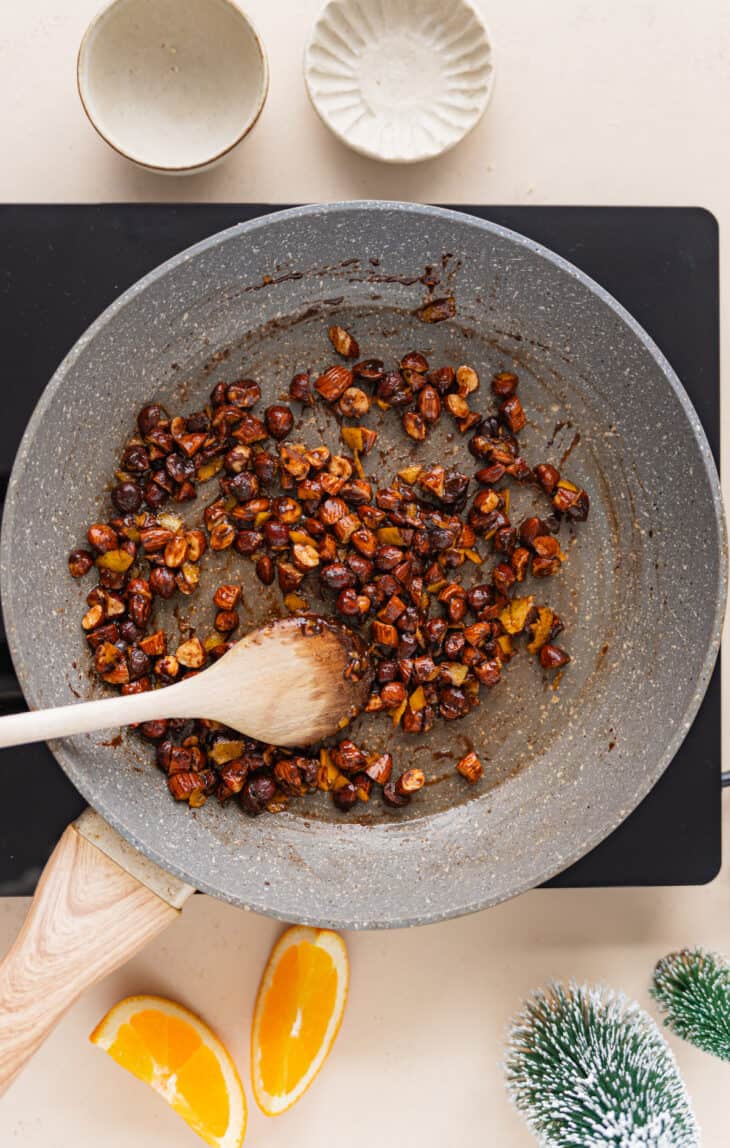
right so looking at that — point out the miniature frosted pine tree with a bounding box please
[651,948,730,1062]
[505,982,699,1147]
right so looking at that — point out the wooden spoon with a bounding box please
[0,614,371,750]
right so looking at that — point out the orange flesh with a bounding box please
[106,1010,230,1139]
[257,941,338,1097]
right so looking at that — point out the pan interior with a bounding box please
[2,203,724,927]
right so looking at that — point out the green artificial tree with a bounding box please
[505,982,699,1148]
[651,947,730,1062]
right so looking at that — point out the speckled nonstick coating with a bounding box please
[1,203,726,929]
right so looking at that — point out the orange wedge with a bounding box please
[90,995,246,1147]
[251,925,349,1115]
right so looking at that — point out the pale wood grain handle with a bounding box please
[0,823,180,1095]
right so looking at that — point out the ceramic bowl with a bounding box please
[77,0,269,174]
[304,0,494,164]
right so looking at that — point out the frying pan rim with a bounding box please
[1,200,726,927]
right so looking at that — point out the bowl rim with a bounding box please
[76,0,270,173]
[303,0,496,164]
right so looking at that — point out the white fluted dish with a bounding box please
[304,0,494,163]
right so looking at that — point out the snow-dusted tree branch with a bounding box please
[505,982,699,1147]
[652,948,730,1062]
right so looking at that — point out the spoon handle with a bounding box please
[0,679,197,749]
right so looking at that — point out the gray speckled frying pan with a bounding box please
[1,202,726,935]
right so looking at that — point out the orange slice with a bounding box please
[90,995,246,1148]
[251,925,349,1115]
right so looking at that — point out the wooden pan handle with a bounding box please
[0,823,181,1095]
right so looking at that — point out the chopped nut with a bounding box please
[334,513,360,544]
[329,454,354,480]
[445,393,470,420]
[315,365,353,402]
[532,555,562,578]
[493,563,516,595]
[463,621,493,647]
[416,296,456,323]
[438,662,469,687]
[75,339,586,826]
[185,529,207,562]
[553,483,590,521]
[279,443,310,479]
[81,603,104,631]
[213,583,241,610]
[176,637,206,669]
[400,350,429,373]
[333,782,359,811]
[395,768,425,795]
[255,554,275,585]
[474,658,501,687]
[511,547,531,581]
[163,535,188,568]
[215,610,239,633]
[305,445,331,471]
[208,520,236,550]
[353,358,385,380]
[292,542,320,570]
[383,780,410,807]
[140,526,175,553]
[535,463,560,494]
[500,396,527,434]
[417,385,441,423]
[539,643,571,669]
[140,631,167,656]
[328,325,360,358]
[351,528,376,559]
[277,561,304,592]
[87,523,118,553]
[456,365,479,396]
[218,759,250,797]
[235,529,263,556]
[380,681,407,708]
[68,548,94,577]
[371,620,399,648]
[331,740,367,774]
[289,371,313,405]
[354,772,372,801]
[365,753,393,786]
[474,489,501,514]
[402,411,427,441]
[492,371,518,398]
[168,773,201,801]
[476,463,506,486]
[338,387,371,418]
[232,414,268,445]
[264,405,294,440]
[456,751,483,784]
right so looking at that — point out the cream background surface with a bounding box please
[1,1,729,1144]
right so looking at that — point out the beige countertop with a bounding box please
[1,0,729,1144]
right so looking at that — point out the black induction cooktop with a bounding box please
[0,204,720,895]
